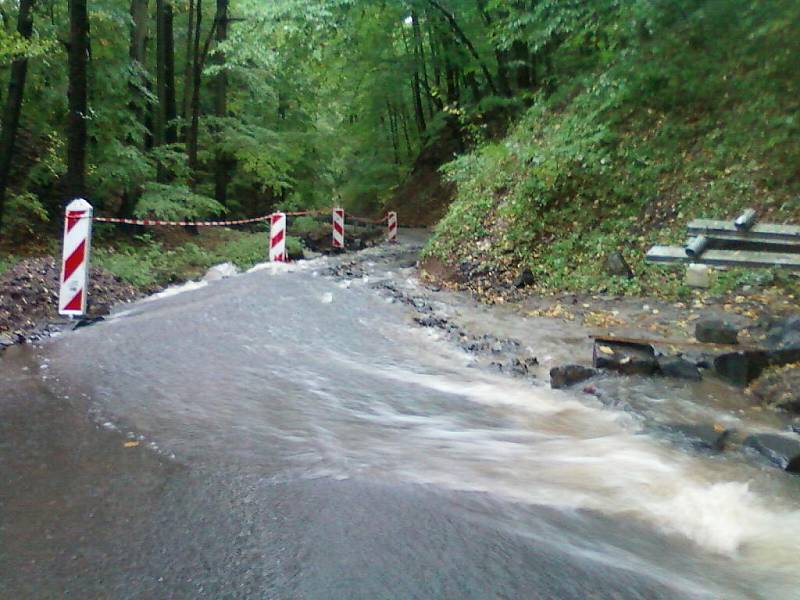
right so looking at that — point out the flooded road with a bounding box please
[2,231,799,599]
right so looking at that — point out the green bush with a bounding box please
[1,192,49,243]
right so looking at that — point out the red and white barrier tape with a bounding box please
[92,215,272,227]
[58,201,400,311]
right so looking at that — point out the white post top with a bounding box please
[66,198,93,212]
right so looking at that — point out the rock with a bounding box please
[603,251,633,278]
[743,433,800,469]
[73,316,105,330]
[713,351,769,387]
[550,365,597,389]
[203,262,239,282]
[695,318,739,345]
[750,365,800,414]
[685,263,715,289]
[513,268,534,289]
[414,316,449,329]
[592,340,657,376]
[763,315,800,365]
[666,423,731,452]
[787,455,800,474]
[507,358,530,377]
[657,356,702,381]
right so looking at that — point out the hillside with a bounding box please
[422,0,800,300]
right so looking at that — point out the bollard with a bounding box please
[59,198,94,316]
[270,212,287,262]
[387,211,398,243]
[332,208,345,249]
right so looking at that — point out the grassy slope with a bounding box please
[424,1,800,299]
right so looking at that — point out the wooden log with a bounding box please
[646,245,800,270]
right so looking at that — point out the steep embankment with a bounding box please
[420,1,800,301]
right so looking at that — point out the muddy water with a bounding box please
[1,232,799,599]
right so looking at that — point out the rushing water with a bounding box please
[2,232,800,599]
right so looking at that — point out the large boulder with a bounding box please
[550,365,597,389]
[743,433,800,470]
[713,351,769,387]
[657,356,702,381]
[695,318,739,345]
[603,251,633,278]
[593,340,657,376]
[764,315,800,365]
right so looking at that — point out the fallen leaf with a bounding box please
[124,441,140,448]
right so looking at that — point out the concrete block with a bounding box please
[686,263,715,288]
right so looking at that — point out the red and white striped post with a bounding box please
[270,212,287,262]
[387,211,398,243]
[59,198,94,316]
[332,207,345,249]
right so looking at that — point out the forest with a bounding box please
[0,0,798,296]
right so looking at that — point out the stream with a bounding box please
[1,230,799,599]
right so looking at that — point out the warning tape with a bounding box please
[89,209,386,228]
[92,215,272,227]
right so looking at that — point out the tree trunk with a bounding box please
[181,0,195,136]
[0,0,35,230]
[163,2,177,144]
[156,0,177,149]
[426,0,497,96]
[476,0,511,97]
[214,0,230,205]
[67,0,89,200]
[403,21,426,133]
[127,0,148,147]
[188,0,218,175]
[411,11,435,118]
[512,40,531,89]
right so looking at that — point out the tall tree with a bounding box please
[155,0,177,148]
[187,0,218,174]
[0,0,36,231]
[128,0,149,147]
[213,0,230,204]
[67,0,89,200]
[182,0,195,133]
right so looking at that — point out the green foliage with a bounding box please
[93,230,272,288]
[134,184,226,221]
[426,0,800,299]
[0,254,16,276]
[0,28,56,65]
[1,193,49,243]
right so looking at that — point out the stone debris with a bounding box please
[0,256,139,344]
[550,365,597,389]
[695,318,739,345]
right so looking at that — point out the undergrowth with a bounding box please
[424,0,800,300]
[93,229,303,289]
